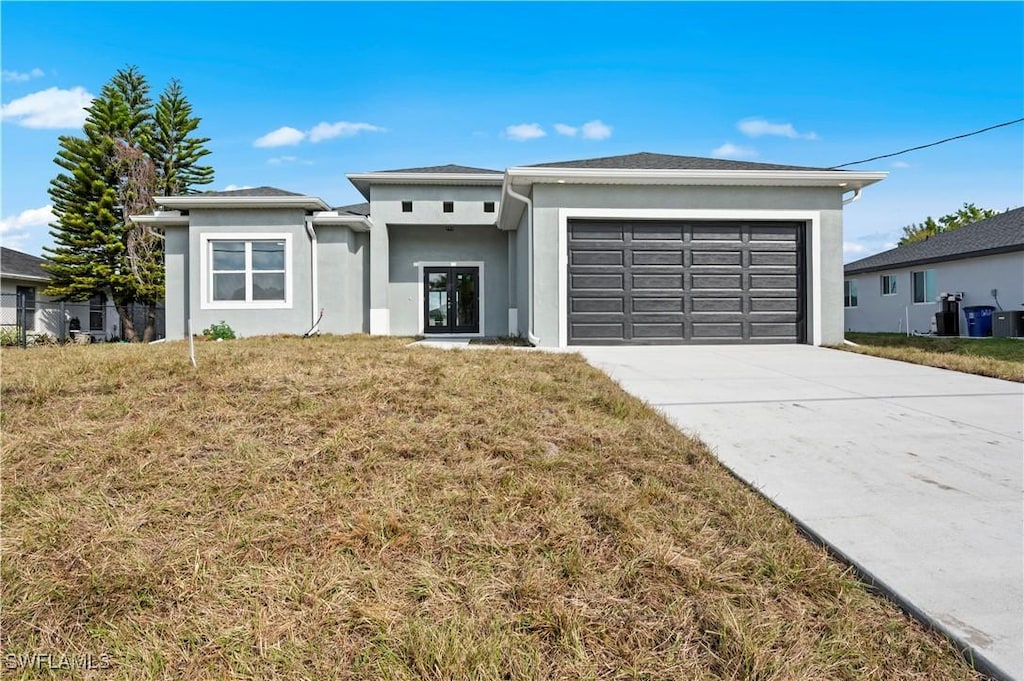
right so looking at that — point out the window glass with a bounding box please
[252,273,285,300]
[213,273,246,301]
[844,280,858,307]
[912,270,935,303]
[251,241,285,270]
[881,275,897,295]
[212,241,245,270]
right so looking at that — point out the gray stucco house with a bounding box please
[844,207,1024,334]
[141,152,885,347]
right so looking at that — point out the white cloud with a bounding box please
[1,86,93,129]
[580,120,612,140]
[267,156,297,165]
[738,117,819,140]
[554,123,578,137]
[843,239,897,262]
[843,241,869,257]
[308,121,384,142]
[222,184,255,191]
[504,123,546,141]
[711,142,758,159]
[253,126,306,148]
[0,205,54,234]
[2,68,45,83]
[891,160,912,169]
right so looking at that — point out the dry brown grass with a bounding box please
[2,336,982,679]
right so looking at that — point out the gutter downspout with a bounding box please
[504,180,540,345]
[842,188,863,205]
[304,217,321,334]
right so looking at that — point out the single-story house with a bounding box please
[1,246,159,342]
[141,152,886,347]
[844,206,1024,334]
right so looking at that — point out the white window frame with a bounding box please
[911,269,936,305]
[880,274,897,296]
[200,233,292,310]
[414,260,485,337]
[844,280,858,308]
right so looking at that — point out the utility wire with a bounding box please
[829,117,1024,169]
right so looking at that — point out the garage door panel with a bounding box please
[571,297,624,313]
[571,250,624,266]
[568,219,804,345]
[632,250,684,266]
[691,274,743,290]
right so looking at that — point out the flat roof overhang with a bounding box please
[347,172,505,200]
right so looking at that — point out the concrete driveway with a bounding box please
[577,345,1023,680]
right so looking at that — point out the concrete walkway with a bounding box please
[578,345,1023,680]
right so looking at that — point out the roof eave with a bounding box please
[845,244,1024,276]
[129,213,190,226]
[347,172,505,199]
[0,272,50,282]
[506,167,887,189]
[310,212,373,232]
[156,195,331,211]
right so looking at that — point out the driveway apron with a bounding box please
[578,345,1023,680]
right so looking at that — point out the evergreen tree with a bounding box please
[43,66,213,342]
[148,79,213,196]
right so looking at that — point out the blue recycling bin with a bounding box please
[963,305,996,337]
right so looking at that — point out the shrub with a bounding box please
[1,326,23,347]
[202,321,236,340]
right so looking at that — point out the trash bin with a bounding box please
[963,305,996,337]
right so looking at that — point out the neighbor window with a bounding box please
[16,286,35,331]
[89,292,106,331]
[402,201,413,212]
[204,235,290,308]
[844,280,858,308]
[483,201,495,213]
[881,274,897,296]
[443,201,454,213]
[912,269,936,303]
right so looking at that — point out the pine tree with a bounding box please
[148,79,213,196]
[43,66,214,342]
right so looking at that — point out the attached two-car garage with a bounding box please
[567,219,806,344]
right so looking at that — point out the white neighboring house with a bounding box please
[0,247,121,341]
[843,207,1024,335]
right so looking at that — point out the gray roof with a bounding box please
[200,186,305,197]
[373,163,502,175]
[845,207,1024,275]
[1,247,50,280]
[525,151,831,172]
[333,202,370,216]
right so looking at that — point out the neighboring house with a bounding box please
[844,207,1024,334]
[141,152,885,347]
[1,246,127,341]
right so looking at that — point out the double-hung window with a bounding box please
[881,274,897,296]
[203,234,291,308]
[844,280,858,308]
[912,269,936,304]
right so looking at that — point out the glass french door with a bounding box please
[423,266,479,334]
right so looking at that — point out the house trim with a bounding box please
[159,196,330,211]
[555,208,823,348]
[413,260,486,338]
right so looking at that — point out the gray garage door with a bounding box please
[567,220,805,344]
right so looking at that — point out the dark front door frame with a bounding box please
[422,264,481,335]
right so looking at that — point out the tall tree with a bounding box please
[148,79,213,196]
[898,203,1000,246]
[44,66,213,342]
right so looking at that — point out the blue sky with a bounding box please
[2,2,1022,259]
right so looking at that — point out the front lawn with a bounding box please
[840,332,1024,382]
[1,336,981,679]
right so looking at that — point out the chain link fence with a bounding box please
[1,292,165,348]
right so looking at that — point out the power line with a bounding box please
[829,117,1024,169]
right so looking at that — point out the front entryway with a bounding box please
[423,266,479,334]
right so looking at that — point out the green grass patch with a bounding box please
[841,332,1024,382]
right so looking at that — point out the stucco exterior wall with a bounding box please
[387,224,509,337]
[844,251,1024,334]
[316,226,369,335]
[529,183,846,347]
[186,208,312,338]
[164,225,189,340]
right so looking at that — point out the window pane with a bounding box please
[925,270,936,302]
[212,241,245,270]
[213,273,246,301]
[251,241,285,271]
[913,272,924,302]
[252,272,285,301]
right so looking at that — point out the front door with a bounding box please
[423,266,479,334]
